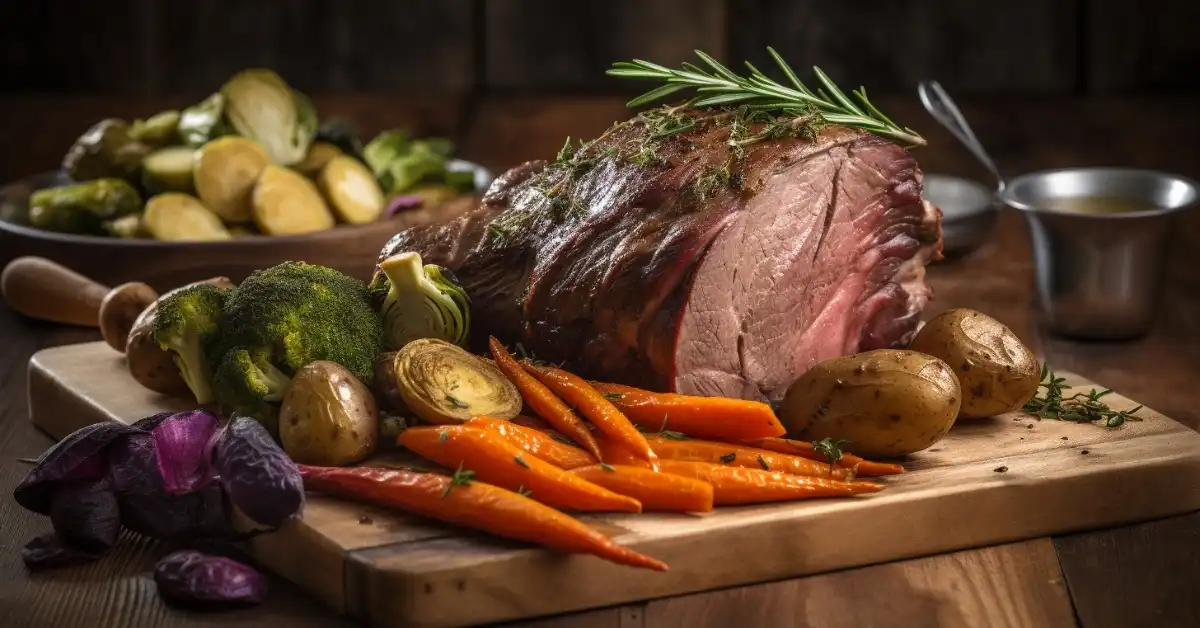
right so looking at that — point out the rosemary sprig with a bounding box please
[607,47,925,147]
[812,437,849,464]
[1023,364,1144,428]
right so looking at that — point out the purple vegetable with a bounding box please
[49,475,120,552]
[13,421,140,514]
[152,409,220,494]
[211,416,304,528]
[154,550,267,608]
[384,194,424,218]
[22,534,104,571]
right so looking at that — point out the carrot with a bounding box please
[740,437,906,477]
[400,425,641,513]
[590,382,786,440]
[593,435,654,468]
[297,465,666,571]
[523,364,657,467]
[656,460,883,506]
[643,434,856,481]
[570,464,714,513]
[466,416,597,469]
[488,337,602,460]
[510,415,552,431]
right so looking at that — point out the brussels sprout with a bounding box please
[363,130,466,196]
[318,155,384,224]
[384,339,521,425]
[177,93,228,147]
[129,110,181,147]
[378,251,470,350]
[294,141,342,177]
[220,69,316,166]
[142,193,232,241]
[141,146,197,195]
[29,179,143,234]
[193,137,269,223]
[103,214,147,238]
[62,119,152,183]
[251,165,335,235]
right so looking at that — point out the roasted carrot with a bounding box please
[510,414,553,431]
[656,460,882,506]
[590,382,786,440]
[488,337,602,460]
[297,465,667,571]
[740,437,906,477]
[643,434,855,480]
[593,435,653,468]
[523,364,657,466]
[400,425,641,513]
[570,464,714,513]
[466,416,597,469]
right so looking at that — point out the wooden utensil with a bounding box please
[1,256,159,352]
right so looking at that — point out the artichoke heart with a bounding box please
[379,251,470,350]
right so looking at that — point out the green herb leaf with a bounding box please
[517,485,533,497]
[812,437,850,463]
[549,432,575,446]
[607,48,925,147]
[601,392,624,400]
[757,455,770,471]
[1022,363,1144,428]
[514,455,530,469]
[599,462,616,472]
[660,430,690,440]
[438,430,449,443]
[445,394,469,409]
[719,452,737,464]
[442,463,475,497]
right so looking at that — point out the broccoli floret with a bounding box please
[208,261,383,433]
[152,284,227,404]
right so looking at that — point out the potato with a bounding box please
[143,193,232,241]
[193,137,270,223]
[294,141,343,177]
[279,360,379,466]
[251,165,336,235]
[125,276,235,395]
[318,155,385,224]
[779,349,961,458]
[908,308,1040,419]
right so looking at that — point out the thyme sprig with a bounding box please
[1023,364,1144,428]
[607,47,925,147]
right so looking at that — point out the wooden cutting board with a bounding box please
[26,341,1200,628]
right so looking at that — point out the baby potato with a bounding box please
[143,193,232,241]
[779,349,961,459]
[318,155,385,224]
[193,137,270,223]
[279,360,379,466]
[251,165,336,235]
[908,308,1040,419]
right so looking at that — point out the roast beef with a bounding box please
[375,107,942,403]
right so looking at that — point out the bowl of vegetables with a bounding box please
[0,68,492,291]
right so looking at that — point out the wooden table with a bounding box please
[2,95,1199,627]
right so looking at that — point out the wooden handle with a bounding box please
[1,257,112,327]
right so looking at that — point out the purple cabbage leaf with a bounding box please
[210,416,304,528]
[154,550,267,608]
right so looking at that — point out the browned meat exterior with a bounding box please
[375,107,942,403]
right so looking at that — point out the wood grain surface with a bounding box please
[22,341,1200,627]
[2,95,1200,627]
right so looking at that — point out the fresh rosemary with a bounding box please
[1023,364,1143,428]
[812,437,850,464]
[442,463,476,497]
[608,47,925,147]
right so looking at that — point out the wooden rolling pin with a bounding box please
[1,256,159,352]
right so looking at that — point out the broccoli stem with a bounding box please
[256,360,292,402]
[171,345,215,404]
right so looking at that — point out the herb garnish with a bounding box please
[517,485,533,497]
[638,414,690,440]
[1022,364,1143,428]
[599,462,616,472]
[757,455,770,471]
[438,430,449,443]
[514,455,530,469]
[601,392,624,400]
[812,437,850,463]
[442,463,475,497]
[549,432,575,446]
[719,452,737,464]
[445,394,469,409]
[607,48,924,147]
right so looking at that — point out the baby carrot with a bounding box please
[590,382,786,440]
[739,437,906,477]
[570,464,714,513]
[400,425,642,513]
[656,460,883,506]
[489,337,602,460]
[297,465,666,571]
[466,416,597,469]
[643,434,855,481]
[510,415,553,431]
[523,364,657,467]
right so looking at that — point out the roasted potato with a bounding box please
[908,308,1040,419]
[779,349,961,458]
[318,154,385,224]
[251,165,335,235]
[143,193,232,241]
[279,360,379,466]
[193,136,269,223]
[294,141,343,177]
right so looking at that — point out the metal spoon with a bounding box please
[917,80,1006,193]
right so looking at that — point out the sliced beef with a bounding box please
[375,108,942,403]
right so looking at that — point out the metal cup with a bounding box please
[999,167,1200,340]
